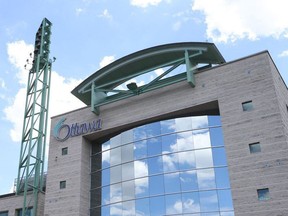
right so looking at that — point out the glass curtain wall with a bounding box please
[91,115,234,216]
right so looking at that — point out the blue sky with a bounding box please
[0,0,288,195]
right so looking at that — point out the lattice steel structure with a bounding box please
[16,18,52,216]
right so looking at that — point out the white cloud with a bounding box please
[75,8,85,16]
[279,50,288,57]
[0,78,6,89]
[7,40,34,85]
[4,41,85,142]
[192,0,288,42]
[154,68,164,76]
[99,55,115,68]
[130,0,162,8]
[99,9,113,20]
[167,200,182,214]
[172,21,182,31]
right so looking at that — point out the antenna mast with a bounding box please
[16,18,53,216]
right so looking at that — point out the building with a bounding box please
[1,42,288,216]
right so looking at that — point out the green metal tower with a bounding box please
[16,18,52,216]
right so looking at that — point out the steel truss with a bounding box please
[16,18,52,216]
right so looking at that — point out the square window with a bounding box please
[242,101,253,111]
[249,142,261,154]
[60,180,66,189]
[16,208,32,216]
[257,188,269,201]
[0,211,8,216]
[62,147,68,155]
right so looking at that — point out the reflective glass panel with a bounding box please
[102,186,110,205]
[102,150,110,169]
[136,198,150,215]
[182,192,200,213]
[101,205,109,216]
[148,156,163,175]
[192,116,208,129]
[110,147,121,166]
[146,122,161,138]
[110,202,122,216]
[122,200,135,215]
[162,152,179,173]
[134,140,147,159]
[210,127,224,147]
[91,115,234,215]
[110,183,122,204]
[121,143,134,163]
[212,147,227,166]
[122,162,134,181]
[135,177,149,198]
[110,135,121,148]
[122,180,135,201]
[102,168,110,186]
[218,189,234,211]
[180,170,198,191]
[165,194,183,215]
[121,129,133,145]
[215,167,231,188]
[149,175,164,196]
[110,165,121,184]
[199,190,219,212]
[134,159,148,178]
[177,131,194,151]
[178,151,196,170]
[195,149,214,168]
[175,117,192,132]
[147,137,162,156]
[161,119,176,134]
[208,115,222,126]
[134,125,146,141]
[164,172,181,193]
[162,134,177,153]
[150,196,165,216]
[193,129,211,149]
[197,168,216,190]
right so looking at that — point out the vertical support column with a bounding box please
[185,50,197,88]
[91,82,100,115]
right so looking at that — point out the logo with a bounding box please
[53,117,102,142]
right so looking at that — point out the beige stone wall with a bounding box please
[43,51,288,216]
[0,192,44,216]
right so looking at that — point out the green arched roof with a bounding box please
[72,42,225,105]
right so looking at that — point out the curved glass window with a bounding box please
[91,115,234,216]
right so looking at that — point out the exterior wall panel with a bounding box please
[44,52,288,215]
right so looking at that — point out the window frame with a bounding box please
[60,180,66,189]
[61,147,68,155]
[242,101,254,111]
[249,142,261,154]
[257,188,270,201]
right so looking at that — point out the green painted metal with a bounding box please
[185,49,204,87]
[72,42,226,114]
[16,18,52,216]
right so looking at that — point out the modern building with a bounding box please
[1,42,288,216]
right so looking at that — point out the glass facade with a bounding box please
[91,115,234,216]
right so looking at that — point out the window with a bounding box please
[0,211,8,216]
[242,101,253,111]
[16,208,32,216]
[60,180,66,189]
[62,147,68,155]
[249,142,261,153]
[257,188,270,201]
